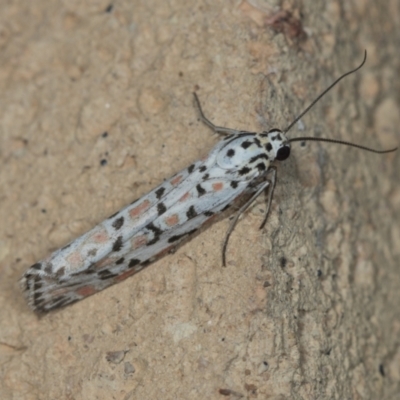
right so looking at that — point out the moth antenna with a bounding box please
[284,50,367,134]
[284,50,397,154]
[288,137,397,154]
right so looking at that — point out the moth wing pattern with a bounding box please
[21,137,253,312]
[21,158,203,310]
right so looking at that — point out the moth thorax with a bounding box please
[261,129,291,161]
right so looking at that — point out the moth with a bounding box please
[21,51,397,312]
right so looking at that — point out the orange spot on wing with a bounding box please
[179,192,190,202]
[170,175,183,186]
[132,235,148,249]
[66,251,83,267]
[76,285,97,297]
[212,182,224,191]
[165,214,179,226]
[92,229,109,243]
[129,199,151,218]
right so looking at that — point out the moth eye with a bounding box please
[276,146,290,161]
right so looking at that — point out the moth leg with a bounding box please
[222,167,277,266]
[193,92,242,136]
[259,166,277,229]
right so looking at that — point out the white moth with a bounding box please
[21,51,397,312]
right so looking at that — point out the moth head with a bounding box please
[261,129,291,161]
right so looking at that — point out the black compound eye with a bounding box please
[276,146,290,161]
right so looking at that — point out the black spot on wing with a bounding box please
[241,140,252,149]
[129,259,141,268]
[202,173,209,180]
[254,138,262,147]
[272,134,282,141]
[196,184,206,196]
[256,163,266,171]
[87,248,98,257]
[112,216,124,230]
[112,236,123,252]
[30,263,42,270]
[147,236,160,246]
[226,149,235,157]
[230,181,239,188]
[141,260,151,267]
[266,143,272,152]
[168,229,198,243]
[116,257,125,265]
[146,222,163,236]
[238,166,251,175]
[155,187,165,199]
[204,211,214,217]
[188,164,195,174]
[186,205,197,219]
[249,153,269,163]
[146,222,163,246]
[44,264,53,274]
[199,166,207,172]
[98,269,119,280]
[157,202,167,215]
[97,269,111,277]
[82,264,96,274]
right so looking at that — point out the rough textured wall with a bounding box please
[0,1,399,399]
